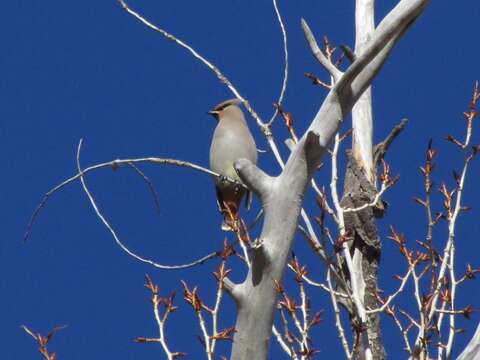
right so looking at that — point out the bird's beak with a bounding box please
[208,110,220,118]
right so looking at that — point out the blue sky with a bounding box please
[1,0,479,359]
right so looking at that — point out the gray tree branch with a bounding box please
[457,322,480,360]
[352,0,375,183]
[229,1,430,359]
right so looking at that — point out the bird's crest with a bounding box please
[211,98,242,112]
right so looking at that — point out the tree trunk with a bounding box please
[228,1,430,357]
[341,152,385,359]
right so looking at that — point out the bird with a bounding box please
[209,99,257,231]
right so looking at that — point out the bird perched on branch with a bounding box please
[209,99,257,231]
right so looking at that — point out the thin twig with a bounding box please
[116,1,334,311]
[127,162,161,213]
[74,142,222,270]
[153,298,174,360]
[279,307,298,356]
[272,325,297,359]
[443,85,479,356]
[268,0,289,126]
[117,0,266,132]
[24,155,243,242]
[389,311,412,354]
[301,19,343,81]
[366,268,413,314]
[286,263,348,299]
[311,179,339,224]
[210,261,226,357]
[342,182,388,214]
[22,325,67,360]
[327,268,352,359]
[135,277,183,359]
[197,308,212,360]
[446,244,457,358]
[419,147,474,348]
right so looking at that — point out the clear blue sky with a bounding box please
[1,0,479,359]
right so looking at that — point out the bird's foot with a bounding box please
[219,175,229,185]
[251,238,264,250]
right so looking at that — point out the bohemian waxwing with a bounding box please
[209,99,257,230]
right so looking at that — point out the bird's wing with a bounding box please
[215,186,225,213]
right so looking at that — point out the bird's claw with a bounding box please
[251,238,264,250]
[219,175,228,184]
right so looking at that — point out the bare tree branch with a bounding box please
[330,133,372,359]
[366,268,413,314]
[24,154,244,242]
[301,20,343,81]
[352,0,375,183]
[73,141,223,270]
[135,275,185,359]
[22,324,66,360]
[127,162,161,214]
[117,0,266,132]
[268,0,289,126]
[373,118,409,164]
[416,82,479,358]
[327,268,353,359]
[229,1,429,358]
[116,0,338,303]
[457,322,480,360]
[272,325,297,359]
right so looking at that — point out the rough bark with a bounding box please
[228,1,430,358]
[348,1,386,358]
[340,152,385,360]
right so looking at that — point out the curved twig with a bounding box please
[24,155,243,242]
[117,0,266,131]
[286,264,349,299]
[366,268,413,314]
[342,183,388,214]
[267,0,289,126]
[127,162,161,213]
[75,139,221,270]
[116,0,333,288]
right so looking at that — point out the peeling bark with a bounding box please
[341,152,385,359]
[228,1,429,358]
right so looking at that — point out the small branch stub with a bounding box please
[234,159,272,199]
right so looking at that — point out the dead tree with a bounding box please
[25,0,480,359]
